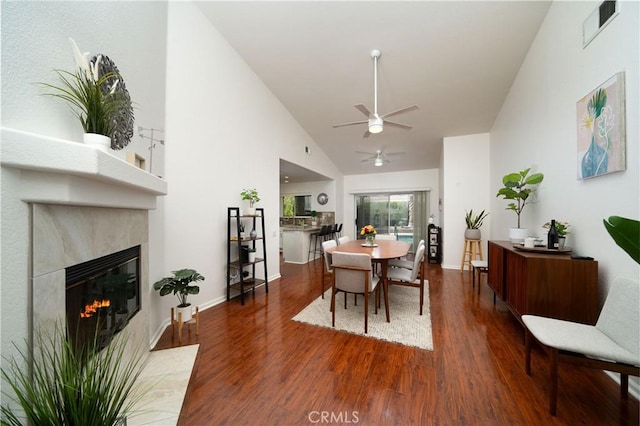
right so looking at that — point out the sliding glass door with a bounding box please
[355,191,429,251]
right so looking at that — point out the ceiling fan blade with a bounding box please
[384,120,412,130]
[354,104,372,117]
[333,120,368,128]
[381,105,419,119]
[385,152,406,157]
[363,129,371,138]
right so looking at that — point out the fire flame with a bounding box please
[80,299,110,318]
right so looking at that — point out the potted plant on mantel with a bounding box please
[153,268,205,322]
[240,188,260,216]
[40,38,134,152]
[464,209,489,240]
[496,167,544,243]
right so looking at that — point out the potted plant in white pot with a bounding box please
[153,268,205,322]
[310,210,318,226]
[40,38,134,152]
[464,209,489,240]
[496,168,544,243]
[248,248,257,263]
[240,188,260,216]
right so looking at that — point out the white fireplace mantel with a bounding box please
[1,127,167,210]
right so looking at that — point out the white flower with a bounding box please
[91,54,102,82]
[69,38,91,79]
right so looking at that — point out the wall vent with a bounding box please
[583,0,619,48]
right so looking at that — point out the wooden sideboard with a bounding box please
[488,240,598,325]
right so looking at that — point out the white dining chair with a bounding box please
[321,239,337,299]
[338,236,350,245]
[386,243,426,315]
[389,239,425,270]
[331,252,380,334]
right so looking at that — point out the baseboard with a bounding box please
[605,371,640,401]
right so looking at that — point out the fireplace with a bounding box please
[66,246,141,350]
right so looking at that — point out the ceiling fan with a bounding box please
[357,149,405,167]
[333,49,419,138]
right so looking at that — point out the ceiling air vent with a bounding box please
[583,0,619,48]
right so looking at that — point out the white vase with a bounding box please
[245,207,256,216]
[509,227,529,244]
[248,251,256,263]
[176,304,192,322]
[83,133,112,152]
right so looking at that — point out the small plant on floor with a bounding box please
[153,268,205,308]
[1,322,146,426]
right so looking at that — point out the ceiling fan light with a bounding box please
[374,157,384,167]
[368,116,383,134]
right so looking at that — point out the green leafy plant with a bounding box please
[543,220,571,237]
[603,216,639,264]
[1,323,146,426]
[496,168,544,228]
[153,268,205,307]
[240,188,260,207]
[464,209,489,229]
[310,210,317,218]
[39,39,130,138]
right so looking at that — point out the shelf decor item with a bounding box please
[360,224,377,246]
[464,209,489,240]
[240,188,260,215]
[153,268,205,322]
[496,167,544,243]
[39,38,134,151]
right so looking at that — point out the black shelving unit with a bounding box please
[428,224,442,264]
[226,207,268,305]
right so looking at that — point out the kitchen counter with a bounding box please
[281,226,324,263]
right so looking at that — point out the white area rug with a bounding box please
[293,282,433,351]
[128,344,199,425]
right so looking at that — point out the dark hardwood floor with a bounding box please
[154,256,639,425]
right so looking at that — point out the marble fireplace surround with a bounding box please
[32,204,150,349]
[1,128,167,349]
[2,129,198,424]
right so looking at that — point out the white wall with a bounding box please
[1,0,168,362]
[442,133,491,269]
[342,169,439,239]
[161,3,343,325]
[280,180,337,215]
[490,1,639,294]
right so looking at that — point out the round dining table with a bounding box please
[325,239,410,322]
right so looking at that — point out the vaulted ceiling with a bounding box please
[196,1,551,181]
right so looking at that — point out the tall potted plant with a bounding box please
[496,168,544,243]
[464,209,489,240]
[240,188,260,216]
[153,268,205,322]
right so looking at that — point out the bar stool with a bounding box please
[460,239,483,271]
[308,225,329,262]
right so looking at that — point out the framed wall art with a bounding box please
[576,72,626,180]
